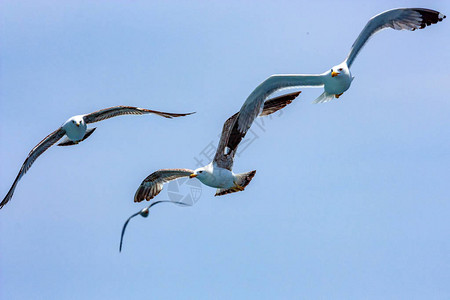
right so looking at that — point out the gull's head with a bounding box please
[64,115,85,128]
[140,207,149,218]
[190,165,212,181]
[190,168,205,180]
[330,63,349,78]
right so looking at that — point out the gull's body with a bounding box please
[232,8,445,138]
[62,115,88,142]
[322,63,353,96]
[1,106,193,209]
[195,162,235,189]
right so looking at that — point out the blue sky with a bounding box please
[1,1,449,299]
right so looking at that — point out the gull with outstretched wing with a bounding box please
[1,106,194,209]
[120,92,300,251]
[232,8,445,147]
[133,91,301,204]
[119,200,191,252]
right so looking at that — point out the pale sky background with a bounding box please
[1,1,449,299]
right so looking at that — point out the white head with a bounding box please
[63,115,85,129]
[329,63,350,78]
[189,166,211,181]
[190,165,221,187]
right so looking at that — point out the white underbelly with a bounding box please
[324,77,351,94]
[65,124,87,141]
[201,169,235,188]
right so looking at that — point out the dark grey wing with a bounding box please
[82,106,195,124]
[259,91,301,116]
[134,169,195,203]
[119,211,141,252]
[213,113,239,170]
[119,200,191,252]
[1,128,66,209]
[346,8,446,67]
[214,91,301,170]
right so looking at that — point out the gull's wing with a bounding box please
[214,91,301,170]
[134,169,195,202]
[259,91,301,116]
[1,128,66,209]
[82,106,194,124]
[119,210,141,252]
[213,114,239,171]
[119,200,191,252]
[346,8,446,68]
[236,75,322,139]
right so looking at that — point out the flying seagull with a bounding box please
[1,106,194,209]
[233,7,445,145]
[121,91,299,251]
[119,200,191,252]
[133,91,301,204]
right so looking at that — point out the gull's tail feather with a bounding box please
[313,91,334,104]
[215,170,256,196]
[1,185,16,209]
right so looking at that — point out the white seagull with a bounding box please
[133,91,301,203]
[235,8,445,140]
[119,200,191,252]
[1,106,194,209]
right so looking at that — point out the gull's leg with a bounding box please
[335,93,343,99]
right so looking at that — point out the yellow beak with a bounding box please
[331,71,340,77]
[189,174,197,178]
[76,123,80,127]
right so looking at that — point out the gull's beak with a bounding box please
[189,174,197,178]
[76,122,80,127]
[331,71,340,77]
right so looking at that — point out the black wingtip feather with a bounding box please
[412,8,446,29]
[160,111,196,119]
[0,192,12,209]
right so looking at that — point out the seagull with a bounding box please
[119,200,191,252]
[133,91,301,204]
[233,7,445,147]
[121,92,300,251]
[1,106,194,209]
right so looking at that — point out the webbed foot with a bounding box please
[233,182,245,191]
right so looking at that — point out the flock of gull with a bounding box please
[1,8,445,251]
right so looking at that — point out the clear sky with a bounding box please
[1,1,449,299]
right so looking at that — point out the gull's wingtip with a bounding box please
[0,188,15,210]
[411,8,446,30]
[167,111,196,118]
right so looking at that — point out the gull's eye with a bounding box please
[338,68,343,71]
[199,171,203,173]
[331,69,333,72]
